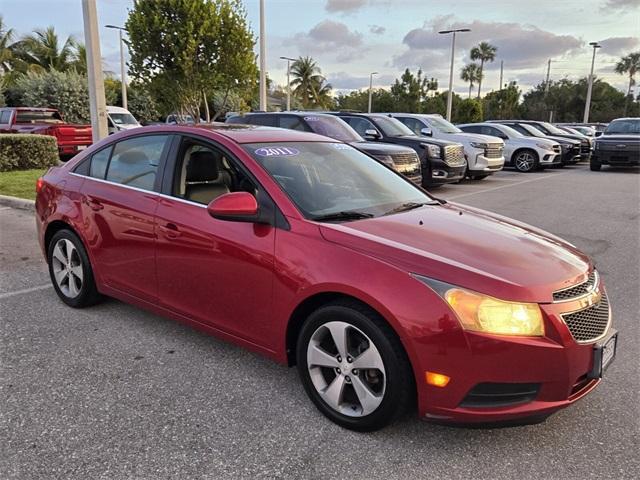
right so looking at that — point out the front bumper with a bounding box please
[593,150,640,166]
[423,157,466,186]
[540,151,562,165]
[414,286,614,425]
[469,152,504,173]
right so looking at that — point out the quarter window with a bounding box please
[89,147,112,179]
[105,135,169,191]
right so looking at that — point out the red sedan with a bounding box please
[35,124,617,431]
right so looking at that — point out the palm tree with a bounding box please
[0,15,16,73]
[290,56,332,108]
[615,51,640,115]
[14,26,76,72]
[460,63,482,99]
[470,41,497,99]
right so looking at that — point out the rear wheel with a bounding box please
[296,300,413,431]
[513,149,539,173]
[48,229,102,308]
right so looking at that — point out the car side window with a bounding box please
[105,135,169,191]
[344,117,377,137]
[89,146,113,179]
[279,115,307,131]
[173,137,259,205]
[399,118,422,136]
[0,110,11,124]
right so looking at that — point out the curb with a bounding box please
[0,194,35,212]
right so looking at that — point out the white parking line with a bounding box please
[0,284,52,300]
[446,171,571,200]
[0,207,12,211]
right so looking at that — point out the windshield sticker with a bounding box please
[304,116,321,122]
[254,146,300,157]
[331,143,351,150]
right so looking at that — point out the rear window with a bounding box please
[15,110,64,124]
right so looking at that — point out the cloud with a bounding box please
[369,25,386,35]
[327,71,396,90]
[325,0,366,13]
[602,0,640,11]
[290,20,365,62]
[598,36,640,56]
[393,16,583,71]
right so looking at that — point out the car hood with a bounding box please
[599,134,640,143]
[547,135,580,146]
[353,141,415,155]
[319,203,591,303]
[115,124,140,130]
[443,132,505,145]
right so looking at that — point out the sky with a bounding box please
[1,0,639,96]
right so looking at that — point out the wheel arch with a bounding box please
[512,147,539,161]
[44,220,78,257]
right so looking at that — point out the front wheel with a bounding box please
[590,157,602,171]
[513,149,539,172]
[296,301,413,431]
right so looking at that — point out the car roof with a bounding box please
[121,122,338,144]
[5,107,58,112]
[107,106,131,114]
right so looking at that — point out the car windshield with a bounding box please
[538,122,567,135]
[244,142,433,221]
[518,123,546,137]
[372,116,416,137]
[426,116,462,134]
[303,115,363,143]
[110,113,138,125]
[497,124,524,138]
[605,119,640,135]
[15,111,64,124]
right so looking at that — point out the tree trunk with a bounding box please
[468,84,472,98]
[624,75,632,116]
[477,60,484,99]
[203,90,210,123]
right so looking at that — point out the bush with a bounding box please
[8,70,90,124]
[0,134,60,172]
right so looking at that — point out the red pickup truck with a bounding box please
[0,107,92,158]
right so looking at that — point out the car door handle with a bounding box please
[159,222,181,238]
[84,197,103,211]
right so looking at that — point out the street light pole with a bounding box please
[279,56,296,111]
[259,0,267,111]
[105,25,127,110]
[82,0,108,141]
[439,28,470,121]
[368,71,378,113]
[583,42,601,123]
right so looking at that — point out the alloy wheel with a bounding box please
[515,152,535,172]
[51,238,83,298]
[306,321,386,417]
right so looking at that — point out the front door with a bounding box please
[154,136,276,347]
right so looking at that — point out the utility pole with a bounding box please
[439,28,471,121]
[82,0,108,141]
[279,56,295,111]
[545,59,552,122]
[259,0,267,111]
[368,72,378,113]
[583,42,601,123]
[105,25,127,110]
[499,60,503,90]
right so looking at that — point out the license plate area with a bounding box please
[588,330,618,379]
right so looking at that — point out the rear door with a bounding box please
[77,133,173,302]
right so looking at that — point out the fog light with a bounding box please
[426,371,450,387]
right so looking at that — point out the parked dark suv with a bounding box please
[226,112,422,185]
[330,112,466,186]
[591,117,640,171]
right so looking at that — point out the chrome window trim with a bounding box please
[69,172,207,209]
[553,270,599,304]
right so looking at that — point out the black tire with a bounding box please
[469,174,489,180]
[513,149,539,173]
[47,229,102,308]
[296,300,414,431]
[590,157,602,171]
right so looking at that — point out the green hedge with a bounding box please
[0,134,60,172]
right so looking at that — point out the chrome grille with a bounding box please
[391,152,420,165]
[485,144,503,159]
[553,271,597,302]
[443,145,466,167]
[561,292,610,343]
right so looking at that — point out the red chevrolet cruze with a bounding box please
[35,124,617,431]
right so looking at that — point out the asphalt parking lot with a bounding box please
[1,164,639,479]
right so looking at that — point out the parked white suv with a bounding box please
[107,106,140,134]
[458,122,562,172]
[390,113,505,179]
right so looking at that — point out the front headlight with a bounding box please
[373,154,395,168]
[469,142,488,149]
[536,142,553,150]
[413,275,544,336]
[421,143,441,158]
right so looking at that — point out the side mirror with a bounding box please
[420,127,433,137]
[364,129,381,139]
[207,192,259,222]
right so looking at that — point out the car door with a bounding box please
[154,134,276,346]
[77,133,172,303]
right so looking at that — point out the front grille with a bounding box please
[391,152,420,165]
[484,144,503,159]
[553,271,597,301]
[443,145,465,167]
[580,142,590,154]
[561,291,610,343]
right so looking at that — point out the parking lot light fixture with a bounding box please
[438,28,471,121]
[105,24,128,110]
[280,56,296,111]
[583,42,601,123]
[368,72,378,113]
